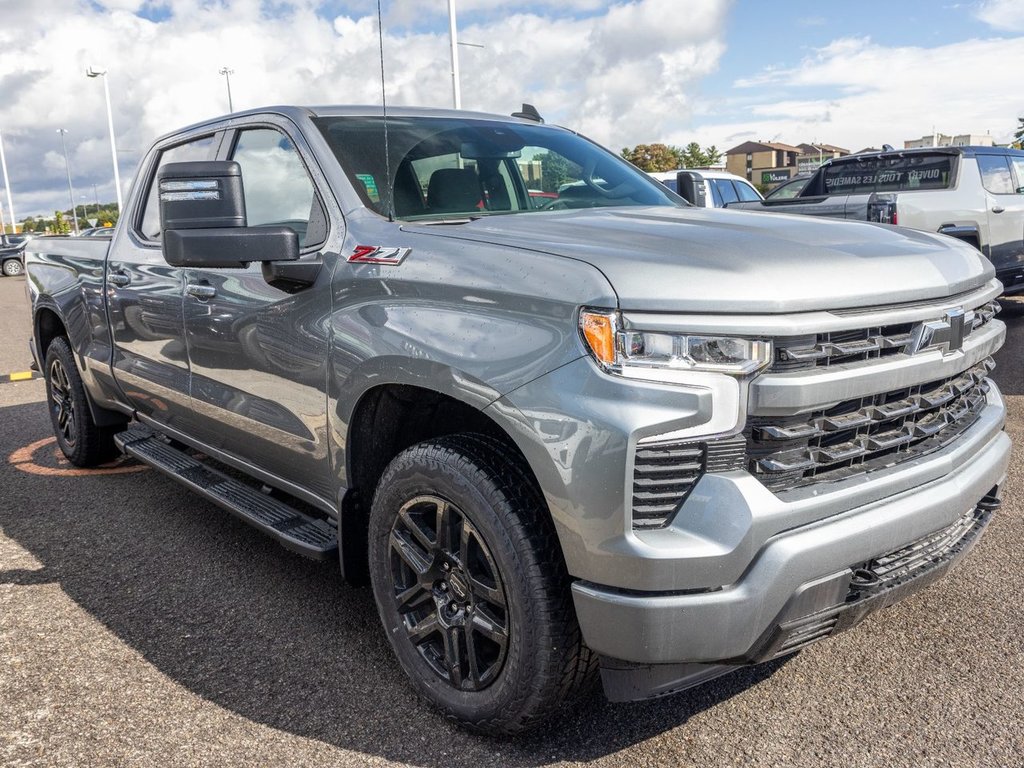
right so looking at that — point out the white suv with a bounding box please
[649,169,763,208]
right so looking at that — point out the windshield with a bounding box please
[313,115,682,221]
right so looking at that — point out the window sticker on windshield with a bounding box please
[356,173,380,203]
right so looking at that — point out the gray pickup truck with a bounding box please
[729,146,1024,294]
[25,106,1010,734]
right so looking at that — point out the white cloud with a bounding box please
[0,0,731,219]
[679,34,1024,153]
[976,0,1024,31]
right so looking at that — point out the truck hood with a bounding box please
[406,206,994,313]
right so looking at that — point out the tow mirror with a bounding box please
[158,161,299,268]
[675,171,707,207]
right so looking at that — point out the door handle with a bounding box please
[186,283,217,300]
[107,271,131,288]
[992,206,1005,213]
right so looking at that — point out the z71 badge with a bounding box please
[347,245,412,265]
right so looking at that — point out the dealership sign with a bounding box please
[761,170,791,185]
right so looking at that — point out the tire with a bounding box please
[368,434,596,734]
[2,258,23,276]
[44,336,118,466]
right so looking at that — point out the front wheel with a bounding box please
[368,434,596,734]
[44,336,117,466]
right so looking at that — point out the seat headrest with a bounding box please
[427,168,481,213]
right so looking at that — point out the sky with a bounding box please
[0,0,1022,221]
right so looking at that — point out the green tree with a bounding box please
[536,152,580,192]
[53,210,70,235]
[620,143,680,172]
[1014,116,1024,149]
[675,143,723,168]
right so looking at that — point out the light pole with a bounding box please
[0,130,15,233]
[56,128,79,235]
[447,0,461,109]
[85,66,123,212]
[219,67,235,113]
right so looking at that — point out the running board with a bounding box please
[115,429,338,560]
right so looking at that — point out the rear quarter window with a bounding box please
[823,154,955,194]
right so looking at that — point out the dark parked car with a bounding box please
[0,233,29,276]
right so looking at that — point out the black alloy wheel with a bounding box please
[368,434,597,734]
[44,336,118,466]
[388,494,509,691]
[48,355,78,448]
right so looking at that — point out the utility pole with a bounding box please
[219,67,235,113]
[57,129,79,235]
[85,67,123,212]
[448,0,461,109]
[0,130,16,233]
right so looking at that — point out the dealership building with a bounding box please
[725,140,850,187]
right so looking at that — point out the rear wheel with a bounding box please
[44,336,117,466]
[2,258,23,276]
[368,434,595,734]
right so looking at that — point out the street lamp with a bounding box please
[0,131,15,233]
[447,0,461,109]
[85,66,123,212]
[56,128,79,235]
[218,66,235,113]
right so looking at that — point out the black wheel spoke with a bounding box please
[398,506,436,552]
[470,609,508,649]
[436,499,456,552]
[464,625,482,684]
[469,576,503,605]
[394,583,431,613]
[406,612,441,645]
[390,530,431,576]
[442,625,464,686]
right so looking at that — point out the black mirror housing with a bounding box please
[158,161,247,230]
[163,227,300,268]
[158,160,300,269]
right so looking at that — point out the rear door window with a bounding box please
[712,179,739,205]
[823,153,955,194]
[138,135,218,240]
[1009,156,1024,194]
[735,180,762,202]
[977,155,1015,195]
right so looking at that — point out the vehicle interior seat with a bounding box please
[427,168,482,213]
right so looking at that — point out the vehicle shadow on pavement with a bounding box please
[992,298,1024,397]
[0,397,792,764]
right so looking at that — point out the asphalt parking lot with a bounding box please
[1,273,1023,767]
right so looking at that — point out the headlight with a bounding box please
[580,309,771,380]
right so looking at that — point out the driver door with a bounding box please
[182,124,334,500]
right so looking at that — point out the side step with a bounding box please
[115,429,338,560]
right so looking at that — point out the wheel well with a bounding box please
[340,384,543,585]
[36,308,67,358]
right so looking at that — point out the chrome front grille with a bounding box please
[771,301,999,372]
[747,359,993,492]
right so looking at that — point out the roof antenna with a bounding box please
[376,0,395,222]
[512,103,544,123]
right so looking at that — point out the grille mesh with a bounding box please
[747,359,993,492]
[631,441,705,529]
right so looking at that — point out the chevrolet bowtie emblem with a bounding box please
[908,308,970,355]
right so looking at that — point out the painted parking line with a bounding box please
[2,371,42,383]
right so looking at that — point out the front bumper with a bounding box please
[572,420,1009,673]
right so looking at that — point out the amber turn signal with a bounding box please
[580,311,617,366]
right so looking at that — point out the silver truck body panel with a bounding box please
[24,106,1010,678]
